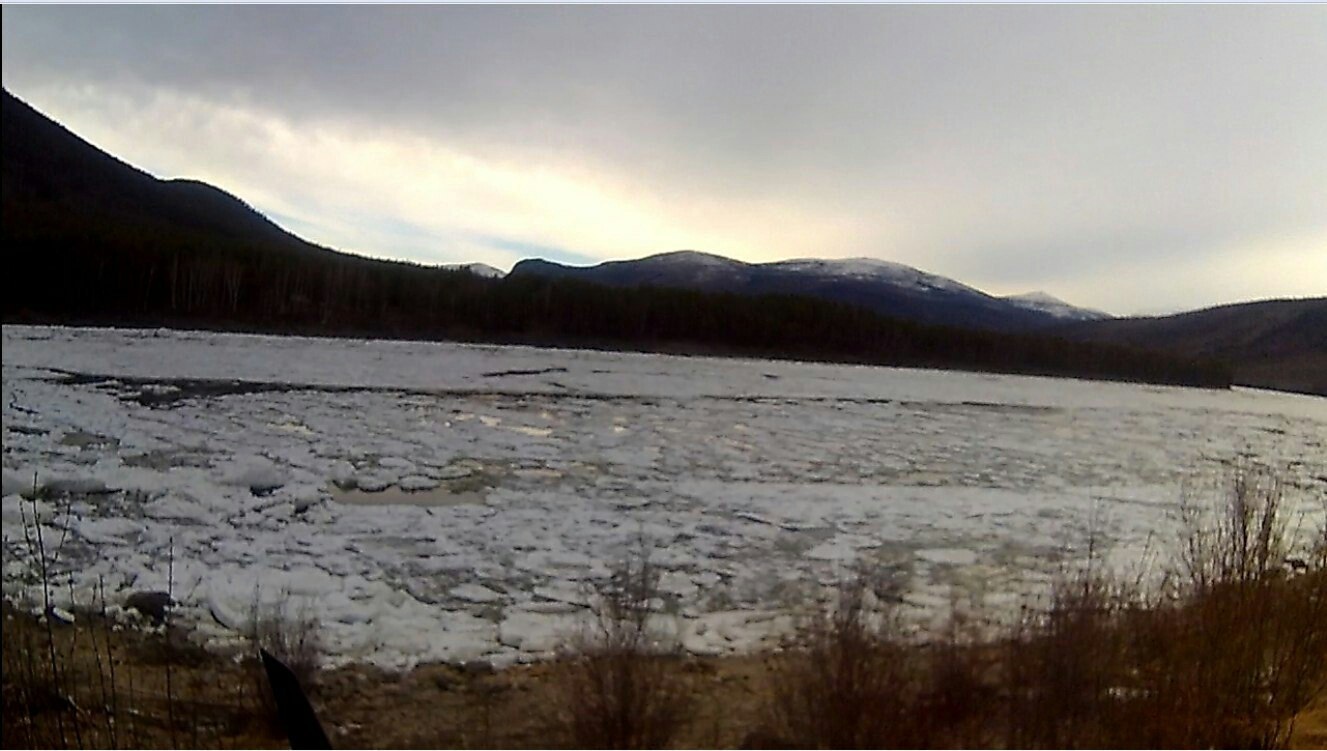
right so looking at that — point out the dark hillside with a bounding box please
[1061,299,1327,395]
[2,93,304,250]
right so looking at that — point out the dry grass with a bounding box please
[245,589,325,722]
[1,488,281,749]
[1,603,284,749]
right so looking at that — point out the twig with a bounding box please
[165,537,178,748]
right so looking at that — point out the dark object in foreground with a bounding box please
[124,590,173,624]
[261,648,331,749]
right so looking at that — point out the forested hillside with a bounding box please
[1,89,1231,389]
[1062,298,1327,395]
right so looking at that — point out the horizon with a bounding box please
[3,5,1325,316]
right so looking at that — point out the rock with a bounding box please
[125,591,173,623]
[49,606,76,624]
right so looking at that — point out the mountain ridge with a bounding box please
[1,91,313,253]
[510,251,1109,332]
[1003,291,1110,321]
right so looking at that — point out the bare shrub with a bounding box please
[1003,562,1135,747]
[919,602,1000,748]
[1003,463,1327,749]
[1152,464,1327,748]
[557,547,692,749]
[762,570,924,748]
[3,485,84,748]
[1179,464,1289,590]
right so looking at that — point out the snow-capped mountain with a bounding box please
[510,251,1109,332]
[1003,291,1110,322]
[442,262,506,279]
[768,257,984,295]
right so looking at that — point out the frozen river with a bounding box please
[3,325,1325,669]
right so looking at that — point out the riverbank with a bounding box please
[4,594,1325,749]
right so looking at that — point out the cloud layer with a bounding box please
[4,5,1325,313]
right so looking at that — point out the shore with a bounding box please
[2,603,780,748]
[5,599,1324,749]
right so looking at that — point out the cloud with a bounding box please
[14,84,871,272]
[3,5,1324,313]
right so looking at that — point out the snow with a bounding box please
[771,257,983,295]
[399,475,440,492]
[1004,291,1110,321]
[3,470,32,497]
[450,583,504,604]
[441,263,506,279]
[916,547,980,566]
[2,324,1324,670]
[645,250,744,268]
[218,455,287,493]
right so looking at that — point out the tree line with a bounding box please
[2,203,1233,389]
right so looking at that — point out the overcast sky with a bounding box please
[3,5,1325,314]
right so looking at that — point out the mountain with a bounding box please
[1003,291,1109,322]
[509,251,1108,332]
[442,263,506,279]
[1061,298,1327,395]
[2,88,514,329]
[1,89,317,257]
[1,88,1231,389]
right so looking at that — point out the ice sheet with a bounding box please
[3,324,1324,669]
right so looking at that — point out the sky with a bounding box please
[3,5,1325,315]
